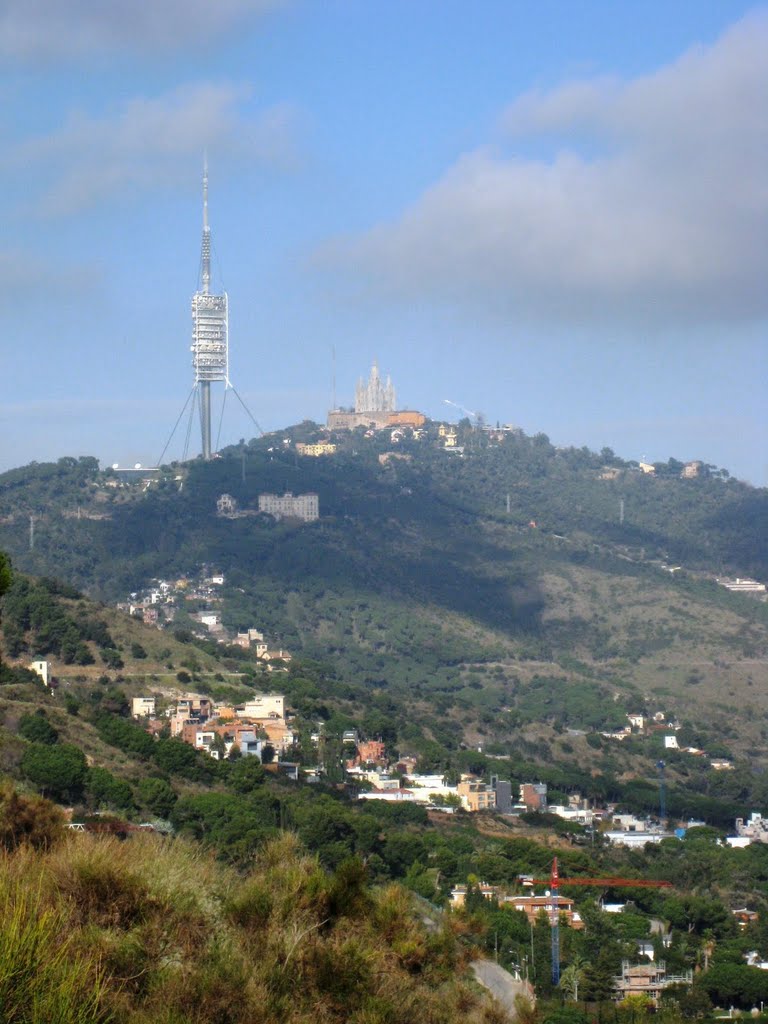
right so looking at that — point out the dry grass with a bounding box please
[0,815,506,1024]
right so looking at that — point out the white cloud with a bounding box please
[5,81,299,215]
[324,12,768,327]
[0,0,284,60]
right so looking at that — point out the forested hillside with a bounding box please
[3,546,768,1021]
[0,424,766,768]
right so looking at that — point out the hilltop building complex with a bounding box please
[327,362,424,431]
[258,492,319,522]
[355,361,395,415]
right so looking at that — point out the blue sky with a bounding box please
[2,0,766,483]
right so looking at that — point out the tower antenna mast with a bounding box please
[159,157,265,466]
[201,153,211,296]
[191,155,228,460]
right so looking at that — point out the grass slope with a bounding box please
[1,820,505,1024]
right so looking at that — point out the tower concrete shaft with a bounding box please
[200,381,212,460]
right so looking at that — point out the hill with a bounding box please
[4,562,768,1017]
[0,422,766,795]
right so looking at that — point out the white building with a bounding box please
[734,812,768,844]
[132,697,156,718]
[604,831,675,848]
[258,492,319,523]
[401,773,459,804]
[717,577,766,593]
[611,812,650,832]
[237,694,285,720]
[548,804,595,826]
[358,789,415,803]
[216,493,238,517]
[28,660,51,687]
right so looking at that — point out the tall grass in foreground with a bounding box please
[0,795,510,1024]
[0,866,107,1023]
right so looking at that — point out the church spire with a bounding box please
[355,361,395,413]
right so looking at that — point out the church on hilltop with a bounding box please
[328,361,424,431]
[355,361,396,414]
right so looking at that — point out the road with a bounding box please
[472,959,534,1019]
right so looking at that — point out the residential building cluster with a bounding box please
[449,879,692,1004]
[726,812,768,848]
[133,689,295,762]
[350,760,679,840]
[354,765,504,812]
[449,882,584,930]
[596,710,732,769]
[115,568,291,665]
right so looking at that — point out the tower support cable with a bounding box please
[183,388,198,463]
[214,386,229,453]
[156,385,196,467]
[229,382,265,436]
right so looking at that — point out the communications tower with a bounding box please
[191,160,228,460]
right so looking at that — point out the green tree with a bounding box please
[88,767,134,811]
[96,715,155,759]
[18,711,59,745]
[137,777,177,818]
[227,757,266,794]
[661,982,713,1019]
[559,954,587,1002]
[171,791,279,863]
[543,1009,590,1024]
[0,551,12,597]
[100,647,124,669]
[21,743,87,802]
[154,737,214,782]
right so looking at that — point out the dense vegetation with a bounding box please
[1,806,501,1024]
[3,553,768,1020]
[6,774,768,1021]
[1,533,767,823]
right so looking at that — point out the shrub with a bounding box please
[138,777,177,818]
[87,767,135,811]
[0,784,65,851]
[20,743,88,802]
[18,711,59,745]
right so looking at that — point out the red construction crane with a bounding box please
[526,858,672,986]
[528,874,673,889]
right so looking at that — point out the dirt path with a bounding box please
[472,959,534,1019]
